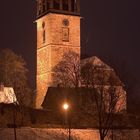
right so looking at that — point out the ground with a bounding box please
[0,128,99,140]
[0,128,140,140]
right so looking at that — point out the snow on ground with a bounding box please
[0,127,139,140]
[0,128,99,140]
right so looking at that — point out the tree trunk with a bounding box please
[100,134,105,140]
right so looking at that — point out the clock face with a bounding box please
[62,19,69,26]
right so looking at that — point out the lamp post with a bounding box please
[63,103,71,140]
[13,102,17,140]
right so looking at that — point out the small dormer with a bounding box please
[37,0,80,19]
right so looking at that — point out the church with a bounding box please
[35,0,126,115]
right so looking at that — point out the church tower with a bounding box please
[36,0,81,108]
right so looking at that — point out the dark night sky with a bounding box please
[0,0,140,102]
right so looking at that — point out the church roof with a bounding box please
[42,86,126,116]
[42,87,94,110]
[41,87,99,126]
[81,56,112,70]
[81,56,122,86]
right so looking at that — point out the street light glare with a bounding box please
[63,103,69,110]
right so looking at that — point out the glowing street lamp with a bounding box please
[63,103,69,110]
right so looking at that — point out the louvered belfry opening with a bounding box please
[37,0,80,18]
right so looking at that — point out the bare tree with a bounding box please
[53,50,81,88]
[0,49,32,106]
[81,61,126,140]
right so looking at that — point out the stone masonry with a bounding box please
[36,13,80,108]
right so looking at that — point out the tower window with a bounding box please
[54,0,60,10]
[62,0,68,11]
[43,30,46,43]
